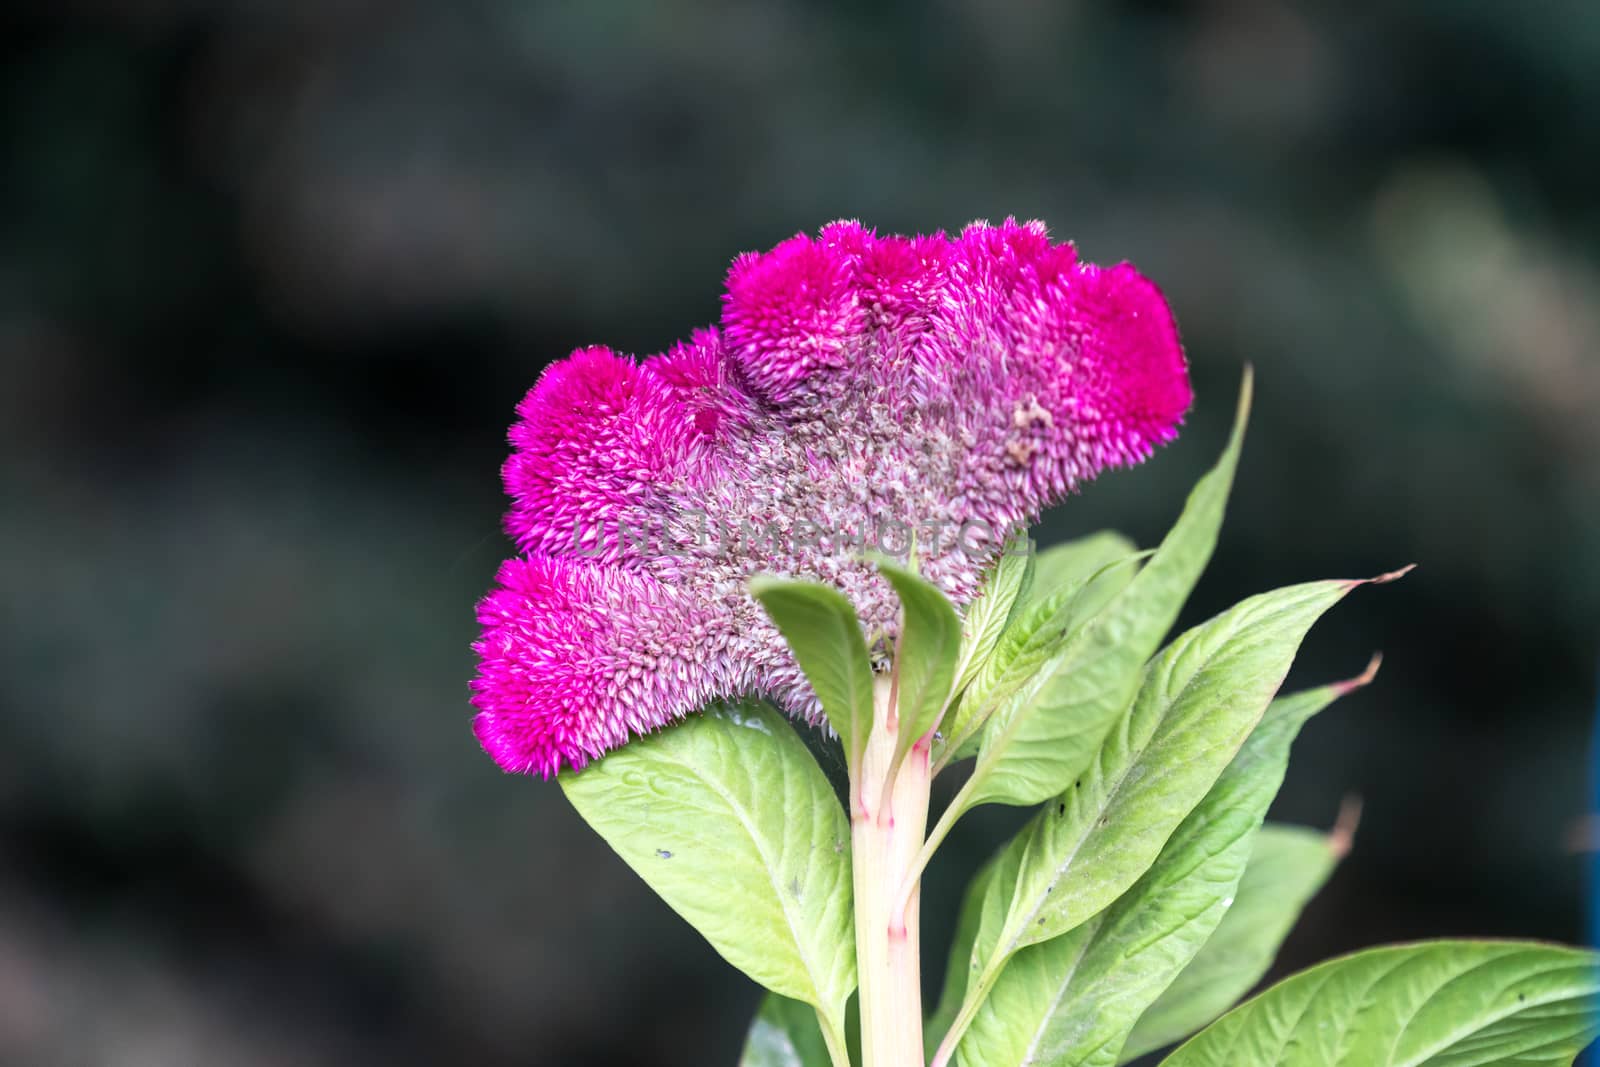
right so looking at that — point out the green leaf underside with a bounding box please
[750,576,876,772]
[1163,941,1600,1067]
[947,538,1037,729]
[951,547,1143,759]
[1122,823,1341,1062]
[875,559,963,747]
[961,371,1253,811]
[940,532,1136,765]
[560,702,856,1034]
[968,576,1355,1017]
[928,849,1004,1049]
[961,679,1356,1067]
[963,831,1036,1045]
[740,994,832,1067]
[1024,531,1140,619]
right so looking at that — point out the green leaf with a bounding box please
[965,548,1148,772]
[951,534,1036,700]
[560,702,856,1038]
[961,672,1368,1066]
[939,579,1084,766]
[750,575,877,774]
[740,994,833,1067]
[941,548,1142,763]
[1122,822,1344,1061]
[875,559,963,748]
[959,371,1253,810]
[926,849,1004,1049]
[940,577,1083,764]
[936,532,1135,766]
[919,825,1037,1062]
[1162,940,1600,1066]
[1024,530,1139,617]
[970,577,1362,1002]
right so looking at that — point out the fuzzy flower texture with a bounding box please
[471,220,1192,777]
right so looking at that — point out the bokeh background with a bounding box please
[4,2,1599,1064]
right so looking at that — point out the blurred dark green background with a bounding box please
[3,2,1598,1064]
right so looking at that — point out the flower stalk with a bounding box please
[853,676,932,1067]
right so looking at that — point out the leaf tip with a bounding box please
[1228,365,1254,446]
[1365,563,1417,586]
[1337,652,1384,694]
[1344,563,1415,591]
[1329,793,1364,859]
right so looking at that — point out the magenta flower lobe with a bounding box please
[471,219,1192,776]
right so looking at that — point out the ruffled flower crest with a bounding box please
[472,219,1192,776]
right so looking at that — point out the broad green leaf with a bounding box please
[937,532,1136,765]
[961,674,1366,1066]
[950,536,1036,703]
[740,994,833,1067]
[948,548,1145,771]
[960,371,1253,810]
[561,702,856,1036]
[1025,530,1139,617]
[922,826,1037,1063]
[938,564,1102,763]
[750,576,876,774]
[876,559,963,748]
[1123,822,1343,1061]
[973,577,1360,994]
[1163,940,1600,1066]
[926,850,1004,1049]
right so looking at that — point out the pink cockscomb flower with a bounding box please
[472,219,1192,777]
